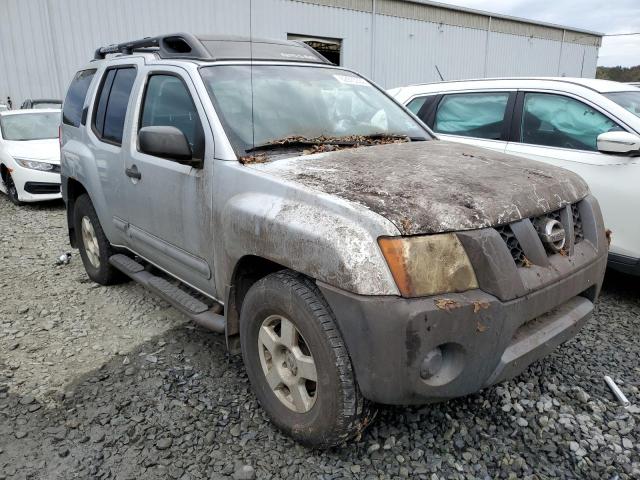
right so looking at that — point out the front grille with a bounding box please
[496,224,527,267]
[572,204,584,244]
[495,201,584,267]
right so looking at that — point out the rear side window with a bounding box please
[140,74,205,159]
[92,67,137,145]
[63,69,97,127]
[434,92,510,140]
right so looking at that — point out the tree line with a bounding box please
[596,65,640,82]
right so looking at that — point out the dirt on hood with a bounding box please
[248,140,589,235]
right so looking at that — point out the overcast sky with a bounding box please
[441,0,640,67]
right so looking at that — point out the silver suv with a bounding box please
[61,33,608,447]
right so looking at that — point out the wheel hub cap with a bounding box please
[81,216,100,268]
[258,315,318,413]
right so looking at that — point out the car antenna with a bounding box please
[435,65,445,82]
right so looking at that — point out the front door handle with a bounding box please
[125,165,141,180]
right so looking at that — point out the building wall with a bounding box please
[0,0,601,105]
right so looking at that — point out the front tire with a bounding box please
[73,194,123,285]
[240,270,375,448]
[5,173,23,206]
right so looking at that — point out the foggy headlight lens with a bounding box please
[14,158,55,171]
[378,233,478,298]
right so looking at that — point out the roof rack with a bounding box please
[93,32,332,64]
[94,33,210,60]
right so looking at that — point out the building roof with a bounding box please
[409,1,603,37]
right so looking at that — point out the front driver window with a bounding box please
[434,92,510,140]
[521,93,622,151]
[140,74,205,159]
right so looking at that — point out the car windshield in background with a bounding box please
[33,102,62,109]
[200,65,429,154]
[605,91,640,118]
[0,112,60,141]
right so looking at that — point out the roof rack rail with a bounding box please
[93,32,332,64]
[94,33,211,60]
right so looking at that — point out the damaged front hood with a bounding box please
[248,141,589,235]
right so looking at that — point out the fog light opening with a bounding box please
[420,343,465,387]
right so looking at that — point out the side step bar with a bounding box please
[109,254,225,333]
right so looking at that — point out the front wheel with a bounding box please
[5,173,23,206]
[73,194,124,285]
[240,270,375,448]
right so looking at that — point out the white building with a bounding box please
[0,0,602,105]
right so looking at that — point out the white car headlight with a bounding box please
[13,158,56,171]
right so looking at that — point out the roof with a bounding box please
[398,77,636,94]
[94,33,332,64]
[408,0,603,37]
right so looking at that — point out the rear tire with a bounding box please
[5,173,23,206]
[240,270,375,448]
[73,194,124,285]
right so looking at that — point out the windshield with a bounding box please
[0,112,60,141]
[33,101,62,109]
[605,91,640,118]
[200,65,429,154]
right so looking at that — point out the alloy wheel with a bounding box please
[257,314,318,413]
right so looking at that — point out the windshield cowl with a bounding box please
[238,134,425,164]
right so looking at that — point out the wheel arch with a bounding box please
[224,255,288,353]
[64,177,89,248]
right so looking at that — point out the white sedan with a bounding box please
[0,109,62,205]
[390,78,640,275]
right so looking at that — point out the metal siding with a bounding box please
[0,0,602,104]
[377,0,489,30]
[486,32,562,78]
[251,0,373,76]
[292,0,373,12]
[374,16,486,89]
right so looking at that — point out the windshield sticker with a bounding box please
[333,74,368,86]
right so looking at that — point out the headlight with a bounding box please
[13,158,55,171]
[378,233,478,297]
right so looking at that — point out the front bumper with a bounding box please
[318,195,608,405]
[608,252,640,276]
[11,166,61,202]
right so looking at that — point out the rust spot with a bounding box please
[522,256,533,268]
[435,298,460,312]
[605,229,612,248]
[238,153,268,165]
[473,300,490,313]
[400,217,412,233]
[559,248,569,257]
[476,320,488,333]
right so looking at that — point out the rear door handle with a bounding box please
[125,165,141,180]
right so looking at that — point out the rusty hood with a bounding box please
[248,140,589,235]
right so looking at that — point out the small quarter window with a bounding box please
[63,69,97,127]
[434,92,510,140]
[92,67,137,145]
[140,74,204,160]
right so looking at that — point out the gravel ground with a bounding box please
[0,197,638,480]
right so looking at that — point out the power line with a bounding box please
[603,32,640,37]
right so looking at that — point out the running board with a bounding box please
[109,254,225,333]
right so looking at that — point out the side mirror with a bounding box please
[139,126,202,167]
[597,131,640,155]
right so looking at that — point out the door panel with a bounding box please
[122,67,216,294]
[506,91,640,259]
